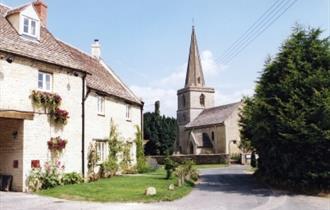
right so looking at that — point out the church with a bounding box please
[176,27,242,155]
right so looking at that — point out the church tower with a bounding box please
[176,26,215,154]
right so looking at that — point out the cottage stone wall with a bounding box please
[84,91,141,174]
[0,55,84,191]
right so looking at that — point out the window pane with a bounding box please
[38,73,43,89]
[23,18,29,33]
[31,20,36,35]
[45,74,51,90]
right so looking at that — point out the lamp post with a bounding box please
[228,140,237,165]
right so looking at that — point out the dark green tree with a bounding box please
[144,102,177,155]
[240,26,330,191]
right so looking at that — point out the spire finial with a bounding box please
[192,18,195,29]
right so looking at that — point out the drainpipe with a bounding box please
[140,101,144,140]
[81,73,87,176]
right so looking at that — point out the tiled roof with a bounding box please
[6,4,29,16]
[0,3,142,105]
[185,102,242,128]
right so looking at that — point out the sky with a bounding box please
[2,0,329,117]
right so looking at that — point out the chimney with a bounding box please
[91,39,101,59]
[33,0,48,26]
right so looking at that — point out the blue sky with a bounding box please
[2,0,329,116]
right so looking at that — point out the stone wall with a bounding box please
[0,55,84,191]
[84,91,141,174]
[149,154,229,165]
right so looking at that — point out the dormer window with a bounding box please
[22,16,38,38]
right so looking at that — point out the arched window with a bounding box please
[200,94,205,106]
[182,95,186,107]
[197,77,201,84]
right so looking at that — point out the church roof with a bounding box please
[184,26,205,88]
[185,102,242,128]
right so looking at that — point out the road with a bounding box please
[0,165,329,210]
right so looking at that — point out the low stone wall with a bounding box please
[148,154,229,165]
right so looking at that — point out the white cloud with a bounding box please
[130,50,251,117]
[130,86,177,117]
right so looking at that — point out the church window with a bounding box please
[182,95,186,107]
[200,94,205,106]
[211,131,215,141]
[197,77,201,84]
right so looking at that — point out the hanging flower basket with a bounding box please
[31,90,62,110]
[47,136,67,151]
[49,108,69,125]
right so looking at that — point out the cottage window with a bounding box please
[126,104,131,120]
[38,71,52,91]
[94,140,108,163]
[97,96,105,115]
[22,16,38,37]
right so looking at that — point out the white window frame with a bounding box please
[94,140,108,163]
[38,71,52,92]
[126,104,131,121]
[21,15,39,38]
[97,95,105,115]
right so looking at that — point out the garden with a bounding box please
[28,122,215,202]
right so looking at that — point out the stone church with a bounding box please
[176,27,242,155]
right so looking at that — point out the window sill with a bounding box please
[126,118,132,122]
[97,113,105,117]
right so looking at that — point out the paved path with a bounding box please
[0,165,329,210]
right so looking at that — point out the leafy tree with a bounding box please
[240,26,330,191]
[144,102,177,155]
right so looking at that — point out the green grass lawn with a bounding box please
[37,168,193,203]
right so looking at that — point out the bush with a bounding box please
[41,161,64,189]
[164,156,178,179]
[62,172,84,185]
[135,125,148,173]
[28,168,43,192]
[174,160,199,186]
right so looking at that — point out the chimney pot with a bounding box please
[33,0,48,26]
[91,39,101,59]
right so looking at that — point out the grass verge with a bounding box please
[37,168,193,203]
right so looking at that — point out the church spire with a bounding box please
[185,26,205,87]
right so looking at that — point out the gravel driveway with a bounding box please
[0,165,329,210]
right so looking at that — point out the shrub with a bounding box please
[164,156,178,179]
[135,125,148,173]
[62,172,84,185]
[87,143,100,182]
[28,168,43,192]
[174,160,198,186]
[103,122,122,176]
[120,142,134,174]
[42,161,64,189]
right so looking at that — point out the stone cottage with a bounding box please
[176,26,242,155]
[0,0,143,191]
